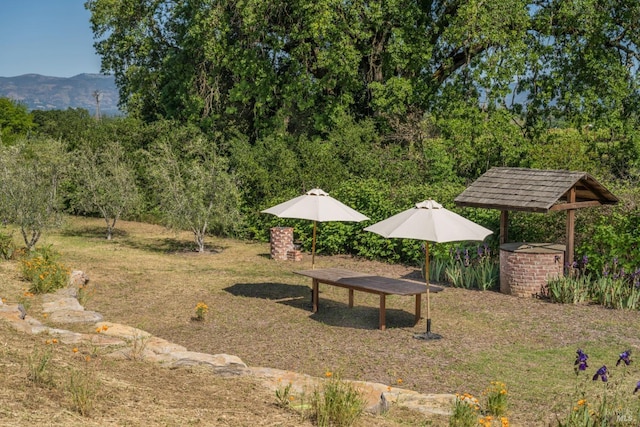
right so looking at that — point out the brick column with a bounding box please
[270,227,294,260]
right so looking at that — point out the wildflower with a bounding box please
[634,381,640,394]
[42,313,48,318]
[325,371,332,378]
[102,325,109,331]
[593,365,608,382]
[52,339,58,344]
[45,339,51,345]
[575,349,589,371]
[73,348,79,353]
[397,378,403,385]
[501,416,509,427]
[95,327,102,333]
[85,355,91,362]
[387,386,392,391]
[617,350,632,366]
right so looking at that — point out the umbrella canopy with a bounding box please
[364,200,492,339]
[262,188,369,268]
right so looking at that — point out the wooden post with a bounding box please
[566,187,576,265]
[379,294,386,330]
[500,210,509,244]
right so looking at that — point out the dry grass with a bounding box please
[2,216,640,426]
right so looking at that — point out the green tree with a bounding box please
[70,140,142,240]
[0,98,35,145]
[146,127,241,252]
[0,138,67,249]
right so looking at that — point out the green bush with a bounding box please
[20,245,70,294]
[311,372,365,427]
[0,230,17,260]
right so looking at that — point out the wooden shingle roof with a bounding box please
[454,167,618,213]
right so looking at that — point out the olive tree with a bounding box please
[70,140,142,239]
[0,138,67,249]
[146,131,241,252]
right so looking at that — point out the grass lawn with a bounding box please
[2,216,640,426]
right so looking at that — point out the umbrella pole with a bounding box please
[414,241,441,340]
[311,221,317,269]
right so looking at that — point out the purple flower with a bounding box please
[582,255,588,267]
[574,349,589,371]
[617,350,632,366]
[634,381,640,394]
[593,365,608,382]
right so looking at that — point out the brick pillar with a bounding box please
[500,243,565,298]
[270,227,294,260]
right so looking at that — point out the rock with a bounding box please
[42,297,84,313]
[69,270,89,287]
[48,309,103,323]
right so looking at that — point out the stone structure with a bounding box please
[0,270,454,418]
[500,243,565,298]
[269,227,294,260]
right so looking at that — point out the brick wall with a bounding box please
[500,244,564,298]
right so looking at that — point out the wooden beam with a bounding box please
[566,188,576,265]
[549,200,603,211]
[500,210,509,244]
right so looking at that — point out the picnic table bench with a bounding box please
[295,267,443,330]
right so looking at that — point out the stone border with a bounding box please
[0,270,454,417]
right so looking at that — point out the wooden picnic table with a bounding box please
[294,267,443,330]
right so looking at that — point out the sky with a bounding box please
[0,1,102,77]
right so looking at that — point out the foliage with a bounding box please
[311,372,365,427]
[31,108,93,146]
[555,349,640,426]
[194,302,208,321]
[70,139,142,239]
[27,342,55,386]
[20,245,70,294]
[449,393,480,427]
[576,187,640,275]
[449,387,509,427]
[0,98,35,145]
[68,356,99,417]
[445,245,500,291]
[0,138,67,249]
[146,125,242,252]
[544,271,591,305]
[0,229,17,260]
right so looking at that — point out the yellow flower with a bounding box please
[577,399,586,406]
[45,340,51,345]
[387,386,392,391]
[96,327,102,333]
[396,378,403,385]
[73,348,79,353]
[42,313,48,318]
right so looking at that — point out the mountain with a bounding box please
[0,73,121,116]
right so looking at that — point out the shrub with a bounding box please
[0,230,17,260]
[20,245,70,294]
[311,371,365,427]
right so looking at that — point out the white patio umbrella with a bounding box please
[364,200,493,340]
[262,188,369,268]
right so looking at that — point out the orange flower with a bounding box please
[102,325,109,331]
[85,355,91,362]
[396,378,403,385]
[325,371,332,378]
[52,339,58,344]
[45,340,51,345]
[42,313,48,318]
[72,347,79,353]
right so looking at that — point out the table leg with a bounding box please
[348,289,354,308]
[312,279,319,313]
[415,294,422,324]
[379,294,386,330]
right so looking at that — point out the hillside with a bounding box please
[0,73,120,116]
